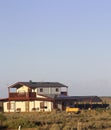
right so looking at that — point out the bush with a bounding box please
[0,113,6,127]
[49,124,61,130]
[2,110,111,129]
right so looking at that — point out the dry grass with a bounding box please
[1,109,111,130]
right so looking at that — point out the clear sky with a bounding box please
[0,0,111,97]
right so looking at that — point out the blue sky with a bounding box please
[0,0,111,97]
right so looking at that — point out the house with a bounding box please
[0,81,107,113]
[2,81,68,112]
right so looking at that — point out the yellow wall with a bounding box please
[17,85,29,93]
[3,100,53,112]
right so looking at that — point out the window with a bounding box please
[7,102,15,110]
[7,103,10,110]
[56,88,59,92]
[40,102,44,108]
[40,88,43,92]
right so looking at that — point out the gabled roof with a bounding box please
[8,81,68,89]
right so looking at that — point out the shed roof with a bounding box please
[8,81,68,89]
[56,96,102,102]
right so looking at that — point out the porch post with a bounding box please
[8,87,10,98]
[67,87,68,96]
[8,87,10,112]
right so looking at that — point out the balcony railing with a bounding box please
[9,92,36,99]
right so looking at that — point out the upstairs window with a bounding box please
[40,88,43,92]
[56,88,59,92]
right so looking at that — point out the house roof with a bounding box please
[0,97,54,102]
[56,96,102,102]
[8,81,68,89]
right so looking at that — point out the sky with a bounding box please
[0,0,111,97]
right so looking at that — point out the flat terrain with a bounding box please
[1,109,111,130]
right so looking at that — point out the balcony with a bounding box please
[9,92,36,99]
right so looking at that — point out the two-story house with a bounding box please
[1,81,105,112]
[3,81,68,112]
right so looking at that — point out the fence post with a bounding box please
[77,121,82,130]
[18,125,21,130]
